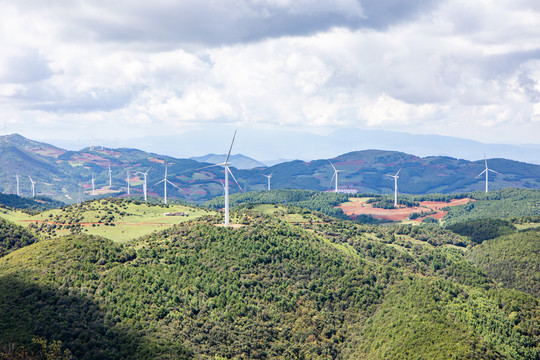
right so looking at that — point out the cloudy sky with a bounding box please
[1,0,540,151]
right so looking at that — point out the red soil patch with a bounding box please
[339,198,473,222]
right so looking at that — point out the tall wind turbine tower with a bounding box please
[126,169,131,195]
[329,160,344,193]
[154,164,180,205]
[137,168,150,201]
[28,176,36,197]
[262,172,274,190]
[91,174,96,195]
[108,164,112,187]
[386,168,401,207]
[15,175,20,196]
[476,154,502,193]
[194,131,242,225]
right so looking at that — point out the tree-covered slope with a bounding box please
[0,208,538,359]
[0,217,38,258]
[469,228,540,297]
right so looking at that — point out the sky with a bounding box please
[1,0,540,154]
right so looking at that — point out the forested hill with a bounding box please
[0,200,538,359]
[1,134,540,204]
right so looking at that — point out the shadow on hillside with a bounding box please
[0,273,177,359]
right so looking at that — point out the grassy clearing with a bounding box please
[0,199,215,243]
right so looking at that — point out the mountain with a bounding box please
[1,134,540,204]
[189,153,265,169]
[46,127,540,165]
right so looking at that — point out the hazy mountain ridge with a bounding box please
[1,134,539,204]
[45,128,540,165]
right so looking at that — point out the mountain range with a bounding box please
[45,127,540,165]
[1,133,540,203]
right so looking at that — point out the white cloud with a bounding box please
[0,0,539,145]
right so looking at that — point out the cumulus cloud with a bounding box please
[0,0,539,144]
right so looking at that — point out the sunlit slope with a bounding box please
[0,198,215,243]
[1,208,538,358]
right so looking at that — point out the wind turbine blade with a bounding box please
[475,169,487,178]
[225,130,237,164]
[227,167,243,192]
[153,179,166,187]
[166,180,181,189]
[328,160,336,171]
[396,167,402,176]
[489,169,502,175]
[331,172,336,183]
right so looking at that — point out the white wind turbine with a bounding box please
[15,175,20,196]
[28,176,36,197]
[195,131,243,226]
[386,168,401,207]
[126,169,131,195]
[476,154,502,193]
[108,164,112,187]
[329,160,344,193]
[262,172,274,190]
[154,164,180,205]
[91,174,96,195]
[137,168,151,201]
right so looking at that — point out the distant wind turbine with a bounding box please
[91,174,96,196]
[126,169,131,195]
[28,176,36,197]
[262,172,274,190]
[108,164,112,187]
[15,175,20,196]
[154,164,180,205]
[329,160,344,193]
[386,168,401,207]
[194,131,243,226]
[476,154,502,193]
[137,168,151,201]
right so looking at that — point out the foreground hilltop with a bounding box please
[1,134,540,204]
[0,193,538,359]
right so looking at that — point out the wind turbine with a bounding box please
[108,164,112,187]
[386,168,401,207]
[137,168,150,201]
[15,175,20,196]
[154,164,180,205]
[262,172,274,190]
[91,174,96,195]
[126,169,131,195]
[329,160,344,193]
[194,131,243,226]
[28,176,36,197]
[476,154,502,193]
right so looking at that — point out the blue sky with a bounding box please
[1,0,540,149]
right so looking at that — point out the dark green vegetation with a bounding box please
[443,188,540,225]
[0,193,539,359]
[469,228,540,297]
[446,219,517,244]
[2,134,540,204]
[204,189,352,219]
[0,217,37,258]
[0,194,63,213]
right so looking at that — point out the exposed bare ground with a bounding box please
[339,198,472,222]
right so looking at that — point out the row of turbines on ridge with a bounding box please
[8,131,501,226]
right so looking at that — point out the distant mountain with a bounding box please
[1,134,540,204]
[46,127,540,165]
[190,154,265,169]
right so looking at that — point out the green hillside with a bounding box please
[469,228,540,297]
[0,201,538,359]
